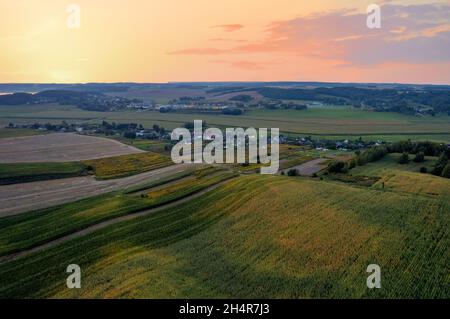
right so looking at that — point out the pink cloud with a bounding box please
[170,4,450,67]
[211,24,244,32]
[210,59,279,71]
[168,48,228,55]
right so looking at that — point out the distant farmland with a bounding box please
[1,104,449,142]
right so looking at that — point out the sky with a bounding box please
[0,0,449,84]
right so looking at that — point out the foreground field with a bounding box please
[0,133,143,163]
[0,164,191,217]
[0,167,236,257]
[0,174,448,298]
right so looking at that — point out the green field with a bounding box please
[0,128,47,139]
[0,167,236,257]
[0,174,448,298]
[1,104,449,142]
[0,151,173,184]
[0,162,87,185]
[350,153,438,177]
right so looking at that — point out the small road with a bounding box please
[0,179,234,263]
[0,164,194,217]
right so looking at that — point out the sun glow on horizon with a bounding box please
[1,0,449,84]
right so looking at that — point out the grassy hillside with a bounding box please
[0,174,448,298]
[350,153,438,176]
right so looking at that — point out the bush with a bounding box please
[328,161,347,173]
[413,152,425,163]
[287,169,298,176]
[398,152,410,164]
[222,108,243,115]
[356,145,388,166]
[419,167,427,174]
[442,163,450,178]
[123,131,136,139]
[348,158,356,169]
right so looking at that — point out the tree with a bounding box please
[398,152,409,164]
[328,161,347,173]
[184,122,194,130]
[432,152,449,176]
[413,151,425,163]
[442,163,450,178]
[348,158,357,169]
[123,131,136,139]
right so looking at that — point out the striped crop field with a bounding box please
[0,167,236,257]
[0,174,448,298]
[82,152,173,179]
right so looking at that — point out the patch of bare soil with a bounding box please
[0,133,143,163]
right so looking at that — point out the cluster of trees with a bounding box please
[326,141,450,179]
[256,100,308,110]
[0,90,141,112]
[433,153,450,177]
[170,96,205,104]
[229,95,254,102]
[327,161,349,174]
[397,152,425,165]
[254,87,450,115]
[355,145,388,166]
[386,141,448,157]
[222,108,244,115]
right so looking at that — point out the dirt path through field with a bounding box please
[279,158,328,176]
[0,164,192,217]
[0,179,234,263]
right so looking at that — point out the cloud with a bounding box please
[211,59,270,70]
[211,24,244,32]
[170,4,450,66]
[168,48,228,55]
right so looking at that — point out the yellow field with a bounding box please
[83,152,173,179]
[374,171,450,197]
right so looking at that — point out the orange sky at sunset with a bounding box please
[1,0,449,84]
